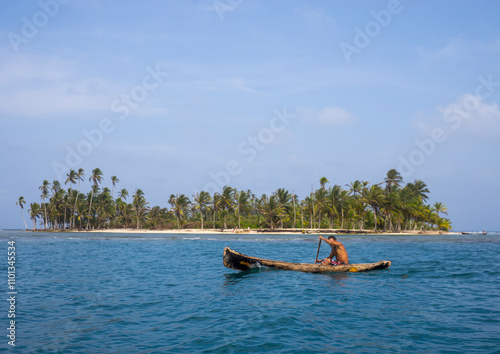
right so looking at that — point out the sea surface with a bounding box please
[0,230,499,353]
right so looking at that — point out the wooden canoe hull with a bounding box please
[223,247,391,273]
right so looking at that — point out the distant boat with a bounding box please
[461,231,487,235]
[223,247,391,273]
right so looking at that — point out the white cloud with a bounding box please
[297,106,357,126]
[318,106,356,125]
[205,76,259,94]
[294,5,334,29]
[416,36,500,62]
[0,55,117,117]
[415,94,500,137]
[0,83,112,116]
[440,94,500,136]
[0,54,71,85]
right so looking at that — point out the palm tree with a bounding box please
[324,187,339,229]
[61,190,72,229]
[39,180,50,229]
[253,194,264,227]
[234,190,251,229]
[65,169,77,186]
[437,217,451,231]
[410,179,430,203]
[193,191,212,229]
[319,177,329,189]
[72,168,85,229]
[338,189,349,229]
[429,205,441,230]
[52,180,62,195]
[216,186,234,229]
[87,168,104,229]
[211,193,221,228]
[16,196,28,230]
[49,189,64,229]
[65,170,77,228]
[93,187,113,229]
[115,188,129,228]
[304,195,315,229]
[110,176,120,227]
[291,191,298,228]
[260,195,285,229]
[433,202,448,217]
[118,188,129,201]
[132,189,149,229]
[346,180,368,229]
[380,191,402,231]
[347,180,363,198]
[149,206,166,229]
[28,202,42,230]
[111,176,120,199]
[49,180,62,229]
[299,200,305,229]
[363,185,385,231]
[314,188,328,229]
[75,201,88,230]
[274,188,292,228]
[358,181,370,229]
[412,203,427,231]
[116,198,131,228]
[169,194,191,229]
[384,169,403,194]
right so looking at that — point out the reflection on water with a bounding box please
[223,267,275,286]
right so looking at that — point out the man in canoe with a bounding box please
[316,235,349,266]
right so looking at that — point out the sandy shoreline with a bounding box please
[68,228,460,236]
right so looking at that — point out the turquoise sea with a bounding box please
[0,230,499,353]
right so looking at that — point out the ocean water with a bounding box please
[0,230,499,353]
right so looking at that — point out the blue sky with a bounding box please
[1,0,499,231]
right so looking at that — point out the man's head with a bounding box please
[328,235,337,241]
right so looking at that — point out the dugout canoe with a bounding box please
[223,247,391,273]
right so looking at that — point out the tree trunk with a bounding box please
[20,209,28,230]
[340,206,344,229]
[300,207,304,229]
[372,206,378,231]
[63,207,67,230]
[87,192,94,231]
[43,203,48,229]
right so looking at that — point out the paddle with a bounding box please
[315,238,322,263]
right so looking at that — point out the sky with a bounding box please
[1,0,499,231]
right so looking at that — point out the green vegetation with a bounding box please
[21,168,452,232]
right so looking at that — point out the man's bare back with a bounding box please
[316,235,349,265]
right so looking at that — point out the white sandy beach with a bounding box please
[84,228,240,234]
